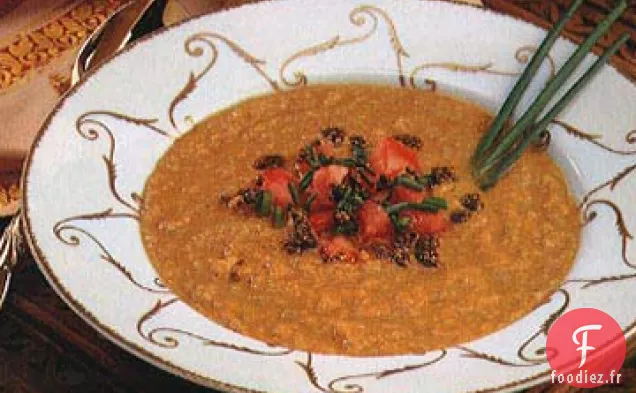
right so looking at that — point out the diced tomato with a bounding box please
[319,236,360,264]
[392,186,427,203]
[369,137,421,178]
[358,201,392,241]
[294,159,311,177]
[404,211,448,235]
[316,140,335,157]
[310,165,349,209]
[260,168,294,207]
[309,210,334,235]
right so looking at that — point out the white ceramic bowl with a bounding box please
[23,1,636,392]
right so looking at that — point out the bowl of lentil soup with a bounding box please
[23,0,636,392]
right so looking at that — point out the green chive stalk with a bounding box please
[479,0,627,173]
[471,0,586,162]
[478,33,630,189]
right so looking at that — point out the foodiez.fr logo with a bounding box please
[547,308,626,388]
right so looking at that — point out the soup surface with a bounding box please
[140,84,580,356]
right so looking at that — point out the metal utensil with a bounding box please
[0,0,168,311]
[0,215,23,311]
[72,0,166,84]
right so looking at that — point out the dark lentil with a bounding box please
[365,243,393,260]
[450,210,470,224]
[349,135,367,148]
[429,166,457,185]
[460,193,484,212]
[228,259,246,283]
[239,188,260,205]
[283,211,318,253]
[253,154,285,170]
[321,127,346,146]
[393,134,423,150]
[390,246,411,267]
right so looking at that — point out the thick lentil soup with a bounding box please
[140,84,580,356]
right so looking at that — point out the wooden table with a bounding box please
[0,1,634,392]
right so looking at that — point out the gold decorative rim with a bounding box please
[20,1,636,392]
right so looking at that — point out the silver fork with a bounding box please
[0,0,167,311]
[0,215,22,310]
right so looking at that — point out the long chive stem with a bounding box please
[396,175,425,191]
[533,33,629,143]
[479,33,630,189]
[472,0,586,162]
[480,0,628,172]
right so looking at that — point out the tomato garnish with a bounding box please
[319,236,360,264]
[227,128,471,267]
[358,201,392,241]
[310,165,349,209]
[261,168,295,207]
[369,137,421,178]
[404,211,449,235]
[392,186,428,203]
[309,210,334,235]
[316,140,335,157]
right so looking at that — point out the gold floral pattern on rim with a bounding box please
[279,5,409,88]
[409,46,556,91]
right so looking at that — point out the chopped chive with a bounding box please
[416,174,433,186]
[304,193,317,212]
[360,164,376,176]
[396,216,411,231]
[353,195,365,205]
[389,214,411,232]
[407,203,442,213]
[318,154,332,166]
[333,158,357,167]
[337,187,353,209]
[299,170,315,191]
[288,183,300,205]
[307,145,317,162]
[422,196,448,209]
[386,197,448,215]
[303,145,319,167]
[358,170,373,185]
[256,191,272,216]
[386,202,408,215]
[273,206,285,228]
[396,176,425,191]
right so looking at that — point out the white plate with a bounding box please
[23,1,636,392]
